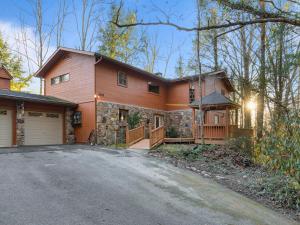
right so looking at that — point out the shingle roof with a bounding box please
[35,47,234,92]
[190,91,240,109]
[0,89,77,107]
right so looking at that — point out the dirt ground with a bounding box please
[148,144,300,222]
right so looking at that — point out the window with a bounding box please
[28,112,43,117]
[214,115,219,125]
[46,113,59,118]
[61,74,70,82]
[148,83,160,94]
[221,89,225,95]
[189,89,195,103]
[117,71,127,87]
[51,73,70,85]
[119,109,128,122]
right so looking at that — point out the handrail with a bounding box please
[196,124,226,139]
[149,126,165,149]
[126,124,145,146]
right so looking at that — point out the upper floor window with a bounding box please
[148,83,160,94]
[117,71,127,87]
[221,89,225,95]
[51,73,70,85]
[189,89,195,103]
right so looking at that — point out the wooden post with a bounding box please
[192,108,196,139]
[225,106,229,139]
[126,126,129,146]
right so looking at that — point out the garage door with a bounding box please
[0,109,12,147]
[24,111,63,145]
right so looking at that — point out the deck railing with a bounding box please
[196,124,226,139]
[126,124,145,146]
[149,126,165,149]
[195,124,253,140]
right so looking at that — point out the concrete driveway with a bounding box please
[0,145,297,225]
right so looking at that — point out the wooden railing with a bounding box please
[149,126,165,149]
[126,124,145,146]
[195,124,254,140]
[196,124,226,139]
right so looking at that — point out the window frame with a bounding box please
[213,115,220,125]
[117,71,128,87]
[51,73,70,85]
[148,83,160,94]
[119,109,129,122]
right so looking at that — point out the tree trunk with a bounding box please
[241,26,251,128]
[256,0,266,139]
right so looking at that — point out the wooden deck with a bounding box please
[164,138,195,144]
[128,139,150,150]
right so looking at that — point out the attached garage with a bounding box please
[0,89,76,147]
[24,111,63,145]
[0,109,13,147]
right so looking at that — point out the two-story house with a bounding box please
[0,47,247,147]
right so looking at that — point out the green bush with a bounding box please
[127,112,141,129]
[254,109,300,209]
[227,136,253,157]
[166,127,178,138]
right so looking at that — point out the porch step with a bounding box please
[128,139,150,150]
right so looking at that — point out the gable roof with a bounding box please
[0,89,77,107]
[0,65,13,80]
[35,47,234,91]
[190,91,240,109]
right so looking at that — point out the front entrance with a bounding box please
[0,109,12,147]
[24,111,63,145]
[154,115,164,129]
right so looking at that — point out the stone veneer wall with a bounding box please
[65,107,75,144]
[165,110,193,138]
[16,101,25,145]
[96,101,166,145]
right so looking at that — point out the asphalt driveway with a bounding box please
[0,145,297,225]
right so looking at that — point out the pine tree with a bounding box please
[98,4,143,64]
[0,33,31,91]
[175,55,185,78]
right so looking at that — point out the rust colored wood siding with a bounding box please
[44,52,95,103]
[0,78,10,89]
[95,60,167,110]
[74,102,95,143]
[43,52,96,143]
[166,80,206,111]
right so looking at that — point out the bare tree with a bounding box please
[256,0,266,139]
[142,34,160,74]
[73,0,101,51]
[55,0,68,47]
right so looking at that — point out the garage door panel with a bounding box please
[24,111,63,145]
[0,109,12,147]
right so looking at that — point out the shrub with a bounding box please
[227,136,253,157]
[166,127,178,138]
[127,112,141,129]
[254,109,300,209]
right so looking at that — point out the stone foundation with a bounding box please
[165,110,193,138]
[96,101,166,145]
[16,101,25,146]
[65,107,75,144]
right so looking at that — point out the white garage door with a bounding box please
[24,111,63,145]
[0,109,12,147]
